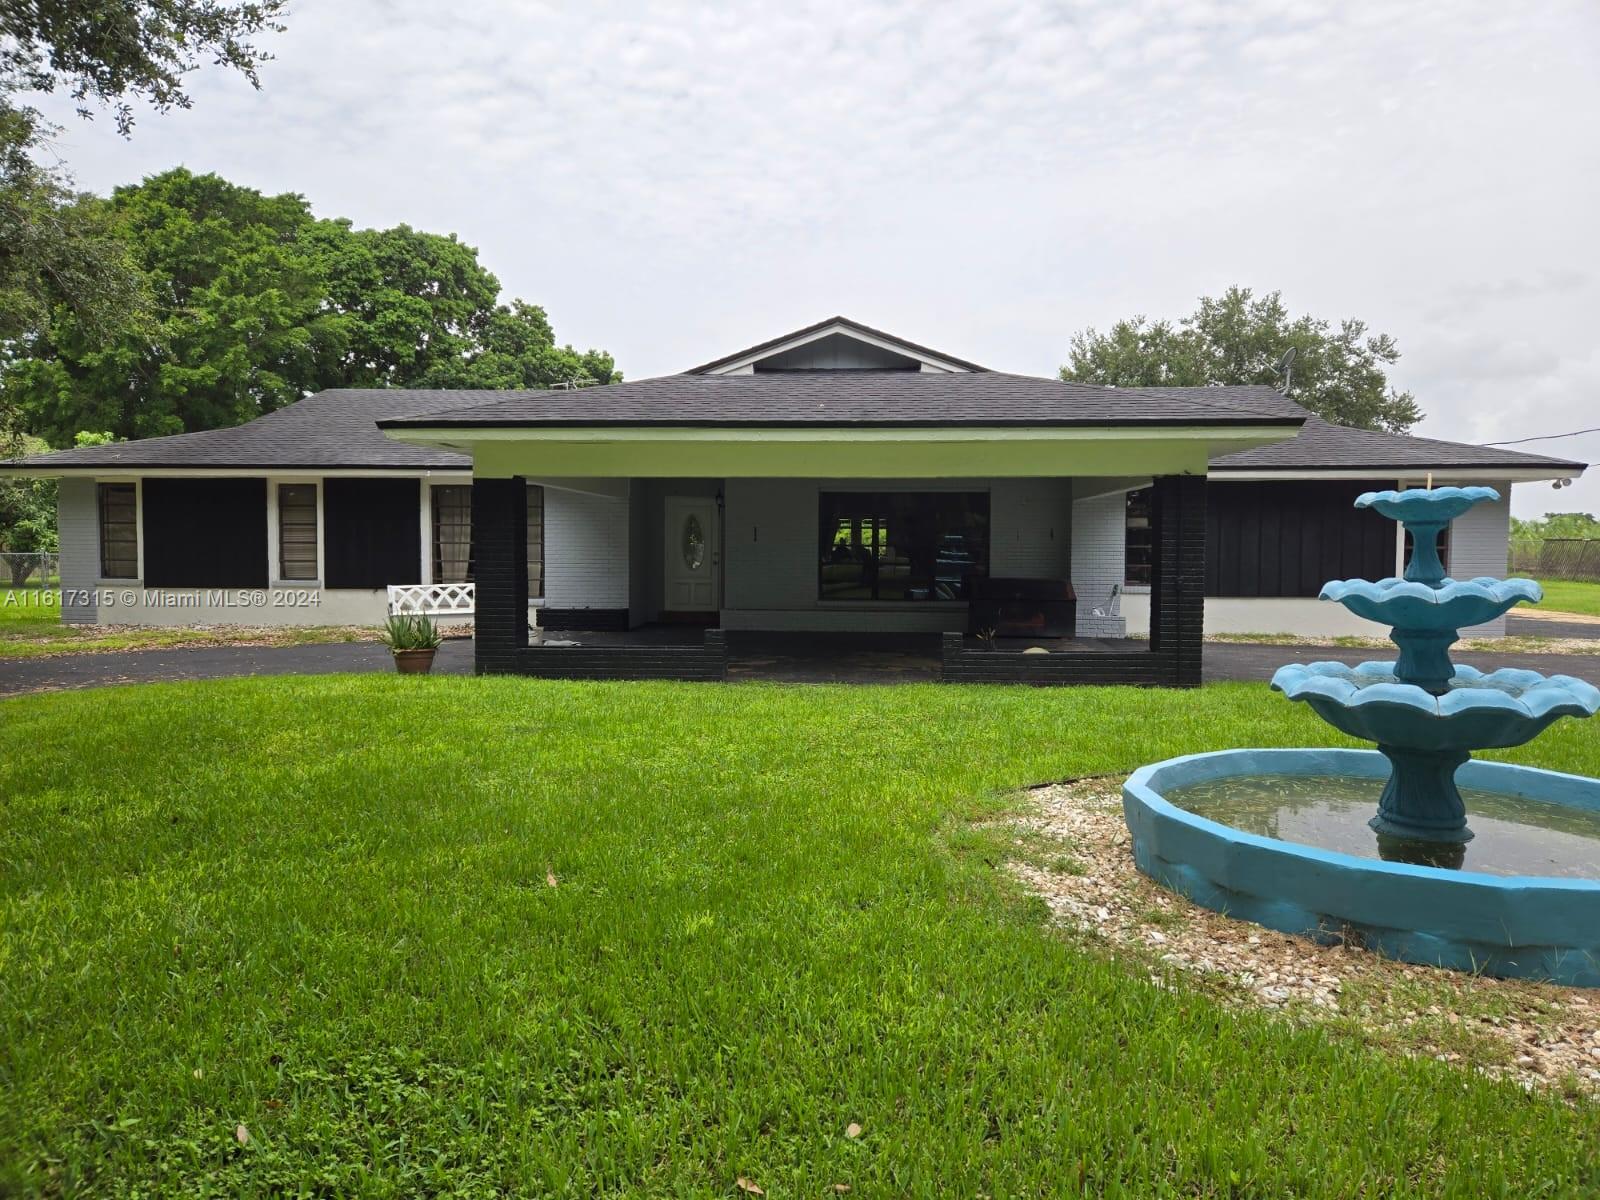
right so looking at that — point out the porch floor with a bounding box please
[537,626,1139,684]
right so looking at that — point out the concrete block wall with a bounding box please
[56,477,100,623]
[1070,491,1129,637]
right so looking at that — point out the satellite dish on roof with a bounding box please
[1276,346,1296,393]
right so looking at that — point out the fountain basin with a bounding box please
[1123,748,1600,985]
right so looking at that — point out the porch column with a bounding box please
[1149,474,1206,687]
[472,476,528,674]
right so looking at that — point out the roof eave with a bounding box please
[377,415,1307,433]
[1209,463,1585,482]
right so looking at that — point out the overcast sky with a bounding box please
[34,0,1600,517]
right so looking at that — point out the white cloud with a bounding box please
[26,0,1600,515]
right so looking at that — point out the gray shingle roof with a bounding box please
[7,375,1581,479]
[1211,416,1585,473]
[377,372,1306,429]
[11,390,481,470]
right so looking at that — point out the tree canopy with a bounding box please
[0,432,56,582]
[1061,286,1423,433]
[0,1,285,439]
[3,168,619,445]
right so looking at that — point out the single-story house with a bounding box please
[5,317,1584,685]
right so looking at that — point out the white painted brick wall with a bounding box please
[545,485,631,609]
[56,478,100,623]
[1071,492,1129,637]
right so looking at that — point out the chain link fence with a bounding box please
[1,551,60,589]
[1525,539,1600,582]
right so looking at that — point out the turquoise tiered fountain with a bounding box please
[1272,487,1598,849]
[1122,487,1600,984]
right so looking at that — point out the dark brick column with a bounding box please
[471,477,528,675]
[1149,474,1206,687]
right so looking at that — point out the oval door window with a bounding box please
[682,514,705,570]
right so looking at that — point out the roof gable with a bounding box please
[686,316,987,375]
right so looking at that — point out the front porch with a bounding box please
[474,473,1207,686]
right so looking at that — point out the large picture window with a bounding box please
[98,483,138,579]
[818,491,989,601]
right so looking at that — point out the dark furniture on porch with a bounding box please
[944,476,1206,687]
[967,577,1076,638]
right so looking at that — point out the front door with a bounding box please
[663,496,718,613]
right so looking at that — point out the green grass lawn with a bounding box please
[0,590,376,657]
[1538,578,1600,618]
[3,679,1599,1196]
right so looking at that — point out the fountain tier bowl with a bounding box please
[1319,576,1542,632]
[1123,748,1600,986]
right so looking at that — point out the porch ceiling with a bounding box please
[384,424,1297,479]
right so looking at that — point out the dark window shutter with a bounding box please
[324,478,421,589]
[143,478,268,588]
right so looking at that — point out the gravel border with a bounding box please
[1006,777,1600,1098]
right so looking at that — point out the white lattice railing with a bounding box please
[386,584,546,637]
[387,583,475,617]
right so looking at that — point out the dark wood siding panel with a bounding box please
[1206,480,1392,598]
[143,478,268,588]
[323,478,421,590]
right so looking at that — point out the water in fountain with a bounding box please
[1228,486,1597,869]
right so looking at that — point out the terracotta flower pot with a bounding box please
[392,648,437,675]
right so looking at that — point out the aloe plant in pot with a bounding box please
[380,614,443,674]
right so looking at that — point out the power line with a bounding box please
[1483,425,1600,447]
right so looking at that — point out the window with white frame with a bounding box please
[98,483,138,579]
[278,483,319,580]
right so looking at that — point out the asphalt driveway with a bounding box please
[3,634,1599,697]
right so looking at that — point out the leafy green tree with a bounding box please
[0,0,286,345]
[310,221,504,388]
[1513,513,1600,540]
[0,433,57,584]
[1062,286,1423,433]
[1,1,283,138]
[4,169,620,445]
[6,168,334,442]
[0,121,143,351]
[420,301,619,390]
